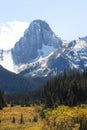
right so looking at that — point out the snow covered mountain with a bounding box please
[47,37,87,74]
[19,38,87,77]
[16,36,87,77]
[0,20,87,77]
[12,20,62,64]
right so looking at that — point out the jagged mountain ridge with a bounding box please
[18,36,87,77]
[0,20,87,77]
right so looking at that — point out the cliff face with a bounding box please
[12,20,62,64]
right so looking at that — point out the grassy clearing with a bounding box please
[0,105,44,130]
[1,105,87,130]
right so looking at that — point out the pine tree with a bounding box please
[12,116,16,123]
[20,114,24,124]
[0,90,6,109]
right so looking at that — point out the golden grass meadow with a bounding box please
[1,105,87,130]
[0,105,44,130]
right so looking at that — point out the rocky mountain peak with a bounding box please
[12,20,62,64]
[78,36,87,42]
[26,19,52,32]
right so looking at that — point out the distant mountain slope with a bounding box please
[0,65,48,93]
[0,65,32,93]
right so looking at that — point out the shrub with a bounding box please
[32,116,38,122]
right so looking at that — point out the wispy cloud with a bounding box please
[0,21,29,50]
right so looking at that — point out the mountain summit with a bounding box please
[12,20,62,64]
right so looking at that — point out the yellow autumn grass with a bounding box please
[1,104,87,130]
[0,105,44,130]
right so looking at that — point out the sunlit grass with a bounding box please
[1,104,87,130]
[0,105,43,130]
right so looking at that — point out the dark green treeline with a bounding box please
[41,70,87,108]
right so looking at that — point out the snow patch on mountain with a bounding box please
[74,38,87,50]
[38,44,57,58]
[0,50,15,72]
[14,51,54,74]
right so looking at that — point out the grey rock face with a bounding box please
[12,20,62,64]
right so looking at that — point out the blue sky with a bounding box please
[0,0,87,40]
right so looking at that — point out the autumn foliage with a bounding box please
[43,105,87,130]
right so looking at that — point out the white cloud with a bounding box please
[0,21,29,50]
